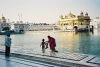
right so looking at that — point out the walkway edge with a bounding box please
[0,51,99,67]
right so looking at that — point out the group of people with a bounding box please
[40,35,58,53]
[4,31,58,57]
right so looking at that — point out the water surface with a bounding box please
[0,29,100,56]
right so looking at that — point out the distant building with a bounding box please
[14,21,29,33]
[0,15,11,31]
[90,17,100,28]
[58,11,91,31]
[28,23,57,31]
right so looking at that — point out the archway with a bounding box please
[2,27,10,31]
[74,26,78,32]
[20,30,24,33]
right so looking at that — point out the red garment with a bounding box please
[48,37,56,51]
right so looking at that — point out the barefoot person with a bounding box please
[47,36,58,52]
[40,39,46,53]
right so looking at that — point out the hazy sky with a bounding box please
[0,0,100,23]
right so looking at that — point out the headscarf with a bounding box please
[6,31,10,37]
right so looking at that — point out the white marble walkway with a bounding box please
[0,54,62,67]
[0,46,100,67]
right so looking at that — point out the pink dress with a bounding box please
[48,37,56,51]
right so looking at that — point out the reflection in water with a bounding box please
[6,58,12,67]
[78,37,91,54]
[59,31,98,55]
[59,32,79,53]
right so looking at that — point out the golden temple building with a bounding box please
[58,11,91,31]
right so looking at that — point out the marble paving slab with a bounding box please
[87,56,100,65]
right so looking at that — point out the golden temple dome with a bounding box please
[85,12,88,16]
[2,17,6,20]
[59,14,63,19]
[80,11,83,14]
[67,12,75,18]
[0,15,6,22]
[80,11,84,16]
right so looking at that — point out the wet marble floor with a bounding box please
[0,54,69,67]
[0,46,100,67]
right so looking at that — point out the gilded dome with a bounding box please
[67,12,75,18]
[0,16,6,22]
[2,16,6,20]
[80,11,84,16]
[85,12,88,16]
[59,15,63,19]
[80,11,83,14]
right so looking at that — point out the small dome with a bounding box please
[59,15,63,19]
[2,16,6,20]
[80,11,83,14]
[80,11,84,16]
[85,12,88,16]
[67,12,75,18]
[68,12,73,16]
[65,15,67,18]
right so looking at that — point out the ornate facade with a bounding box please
[59,11,90,30]
[0,15,11,31]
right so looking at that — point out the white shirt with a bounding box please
[5,36,11,47]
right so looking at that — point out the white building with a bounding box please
[0,16,11,31]
[28,23,58,31]
[90,17,100,28]
[14,21,29,33]
[10,22,15,31]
